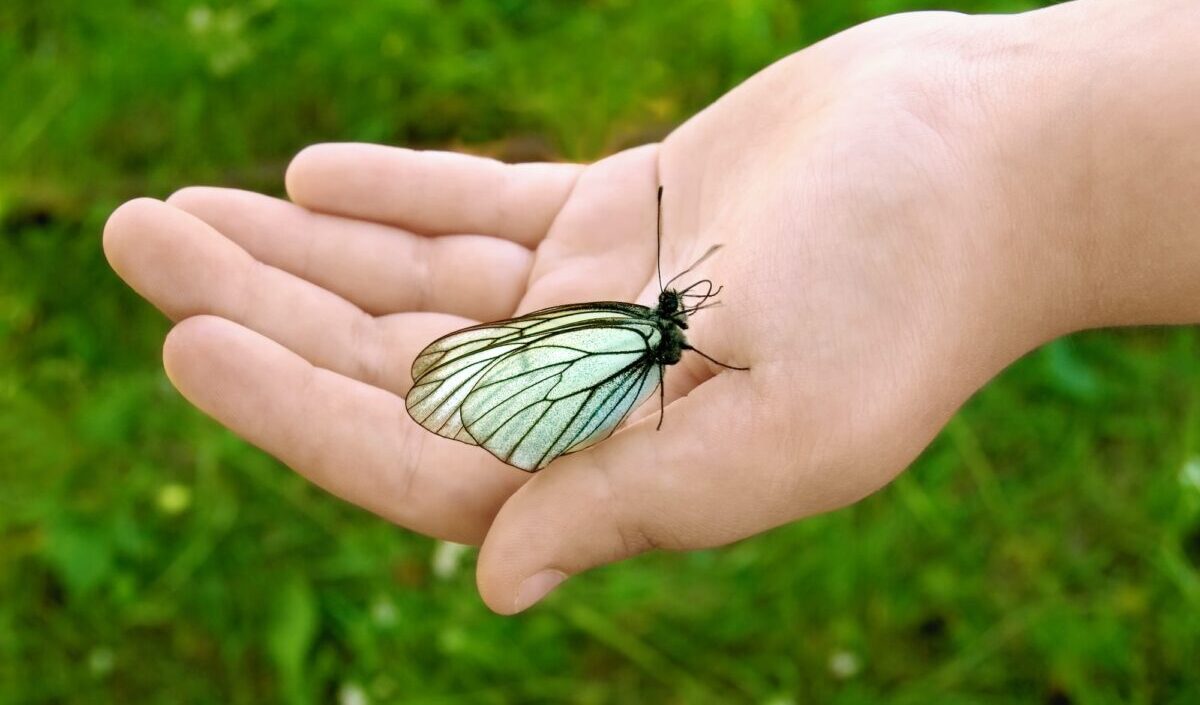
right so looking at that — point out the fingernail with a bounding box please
[513,569,567,613]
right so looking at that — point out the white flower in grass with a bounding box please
[431,541,471,580]
[1181,456,1200,492]
[370,597,397,628]
[828,649,861,679]
[186,5,212,33]
[338,682,368,705]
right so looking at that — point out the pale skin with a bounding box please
[104,0,1200,614]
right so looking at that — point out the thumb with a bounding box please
[475,371,776,614]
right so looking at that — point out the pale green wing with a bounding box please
[459,324,662,471]
[405,303,657,456]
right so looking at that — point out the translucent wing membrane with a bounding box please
[406,303,664,471]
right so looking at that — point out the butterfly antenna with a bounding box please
[656,186,665,293]
[685,301,723,315]
[680,280,722,299]
[663,244,723,291]
[684,344,749,371]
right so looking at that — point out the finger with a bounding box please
[167,187,532,320]
[476,370,786,615]
[516,144,661,312]
[163,315,526,544]
[286,143,583,247]
[103,198,467,396]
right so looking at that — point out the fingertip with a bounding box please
[482,570,566,613]
[477,554,569,616]
[165,185,220,212]
[105,196,165,231]
[475,458,628,615]
[475,533,517,615]
[161,315,236,391]
[102,197,166,270]
[512,569,568,615]
[285,143,386,206]
[161,316,195,388]
[283,143,327,205]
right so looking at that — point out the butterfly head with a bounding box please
[656,289,685,320]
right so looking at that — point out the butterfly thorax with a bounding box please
[652,289,689,366]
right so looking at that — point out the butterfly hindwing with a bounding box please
[405,303,663,471]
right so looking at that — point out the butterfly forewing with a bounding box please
[405,303,664,471]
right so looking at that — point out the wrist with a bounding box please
[928,11,1102,345]
[968,1,1200,333]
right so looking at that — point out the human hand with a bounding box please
[104,3,1200,613]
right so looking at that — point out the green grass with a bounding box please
[2,0,1199,703]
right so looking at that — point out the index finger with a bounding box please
[285,143,583,248]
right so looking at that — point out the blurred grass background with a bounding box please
[2,0,1199,703]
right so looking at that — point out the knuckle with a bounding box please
[349,312,389,388]
[391,409,425,505]
[589,452,661,558]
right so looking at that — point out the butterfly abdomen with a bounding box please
[653,319,687,366]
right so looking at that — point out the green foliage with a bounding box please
[2,0,1198,703]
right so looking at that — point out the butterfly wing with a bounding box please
[405,303,662,471]
[460,324,662,471]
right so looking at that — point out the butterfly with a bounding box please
[405,187,746,472]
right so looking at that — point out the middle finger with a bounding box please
[168,186,533,321]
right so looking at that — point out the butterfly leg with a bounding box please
[683,345,750,371]
[656,364,666,430]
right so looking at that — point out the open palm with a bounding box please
[105,12,1061,613]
